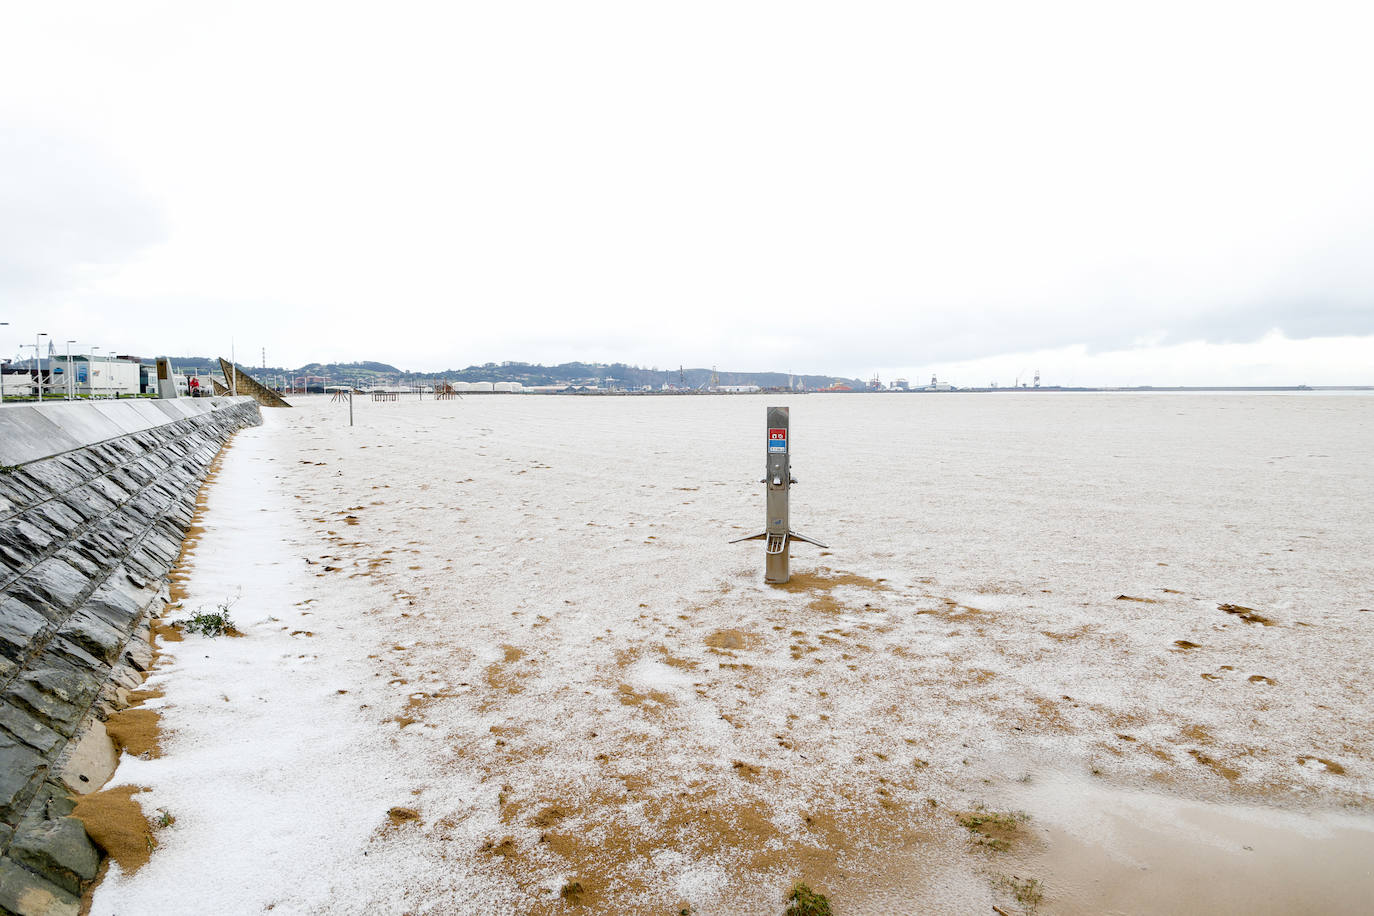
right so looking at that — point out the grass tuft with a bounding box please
[175,596,239,637]
[998,874,1044,912]
[784,882,832,916]
[958,808,1030,852]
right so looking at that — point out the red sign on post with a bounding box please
[768,428,787,451]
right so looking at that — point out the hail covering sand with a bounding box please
[89,393,1374,915]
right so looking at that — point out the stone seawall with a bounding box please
[0,397,262,914]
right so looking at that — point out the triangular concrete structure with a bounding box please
[217,358,291,407]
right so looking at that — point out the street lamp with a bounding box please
[90,347,100,399]
[36,332,47,402]
[66,340,76,400]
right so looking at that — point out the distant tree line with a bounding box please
[157,357,859,390]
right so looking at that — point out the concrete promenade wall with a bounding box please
[0,397,262,914]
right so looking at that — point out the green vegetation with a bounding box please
[957,808,1030,852]
[999,874,1044,912]
[785,882,831,916]
[176,597,238,637]
[0,464,19,475]
[958,810,1028,832]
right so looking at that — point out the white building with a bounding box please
[1,366,35,397]
[65,356,142,396]
[3,355,141,397]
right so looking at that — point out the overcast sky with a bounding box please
[2,1,1371,385]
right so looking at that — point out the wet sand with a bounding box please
[1013,771,1374,914]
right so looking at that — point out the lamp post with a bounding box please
[66,340,75,399]
[90,347,100,399]
[0,321,7,404]
[36,332,47,402]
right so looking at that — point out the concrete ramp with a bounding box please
[217,359,291,408]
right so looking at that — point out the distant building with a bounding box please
[923,375,953,392]
[6,354,140,397]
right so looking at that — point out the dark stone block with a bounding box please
[88,443,126,465]
[42,787,76,821]
[140,540,178,568]
[60,452,100,477]
[0,586,61,625]
[54,613,125,667]
[62,540,109,576]
[53,496,97,524]
[130,455,161,477]
[84,589,142,633]
[71,527,119,560]
[99,565,151,602]
[120,551,161,584]
[53,548,99,580]
[0,853,81,915]
[100,515,140,543]
[20,460,86,497]
[0,735,44,825]
[128,491,163,516]
[20,560,90,612]
[85,476,128,506]
[105,468,141,494]
[0,542,31,573]
[0,476,38,511]
[65,485,118,518]
[10,472,52,503]
[0,702,63,755]
[0,517,56,554]
[27,503,83,538]
[9,815,101,893]
[38,639,105,679]
[142,484,175,506]
[0,598,50,663]
[119,499,155,528]
[124,638,154,673]
[80,522,122,556]
[7,667,98,734]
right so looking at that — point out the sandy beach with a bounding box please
[86,392,1374,915]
